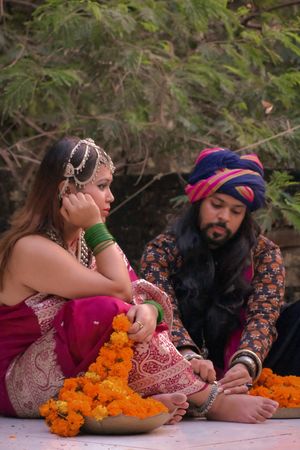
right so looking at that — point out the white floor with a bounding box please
[1,417,300,450]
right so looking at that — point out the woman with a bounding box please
[0,137,278,423]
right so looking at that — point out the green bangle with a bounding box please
[84,223,115,250]
[143,300,164,324]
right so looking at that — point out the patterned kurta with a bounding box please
[140,233,285,364]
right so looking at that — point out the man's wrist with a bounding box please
[181,348,204,361]
[229,350,262,381]
[184,352,204,362]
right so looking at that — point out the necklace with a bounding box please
[46,229,90,268]
[76,232,90,267]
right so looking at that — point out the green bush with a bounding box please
[1,1,300,226]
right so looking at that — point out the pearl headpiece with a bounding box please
[59,138,115,198]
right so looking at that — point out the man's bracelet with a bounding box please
[229,349,262,382]
[230,356,256,379]
[143,300,164,324]
[184,352,204,362]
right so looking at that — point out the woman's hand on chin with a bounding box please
[60,193,102,229]
[126,303,158,343]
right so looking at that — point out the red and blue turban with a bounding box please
[185,148,265,211]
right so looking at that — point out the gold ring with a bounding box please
[136,320,144,331]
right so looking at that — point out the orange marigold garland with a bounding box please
[40,314,167,437]
[250,368,300,408]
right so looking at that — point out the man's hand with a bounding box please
[218,363,253,394]
[189,358,216,383]
[180,350,216,383]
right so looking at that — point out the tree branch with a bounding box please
[7,131,59,152]
[4,0,38,9]
[110,172,172,215]
[241,1,300,26]
[236,123,300,153]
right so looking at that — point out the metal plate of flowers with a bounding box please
[83,412,172,434]
[272,407,300,419]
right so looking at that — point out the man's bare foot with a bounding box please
[207,393,278,423]
[152,393,189,425]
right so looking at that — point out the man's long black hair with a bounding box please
[169,201,260,368]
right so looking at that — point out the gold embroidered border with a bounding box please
[5,329,64,417]
[25,293,66,334]
[129,330,206,397]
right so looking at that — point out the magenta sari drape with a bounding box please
[1,251,205,418]
[1,294,129,416]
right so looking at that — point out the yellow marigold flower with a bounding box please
[85,371,101,382]
[56,400,68,415]
[91,405,108,421]
[110,331,129,347]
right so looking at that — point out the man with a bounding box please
[141,147,300,395]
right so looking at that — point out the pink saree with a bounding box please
[0,251,205,418]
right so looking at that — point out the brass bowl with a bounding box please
[82,412,172,434]
[272,407,300,419]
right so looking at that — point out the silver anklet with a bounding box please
[190,382,219,417]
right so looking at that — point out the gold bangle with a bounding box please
[93,240,115,256]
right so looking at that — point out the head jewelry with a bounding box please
[59,138,115,198]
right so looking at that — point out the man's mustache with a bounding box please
[204,222,230,233]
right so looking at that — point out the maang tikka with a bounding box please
[59,138,115,199]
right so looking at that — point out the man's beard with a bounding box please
[201,222,232,248]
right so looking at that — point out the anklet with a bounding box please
[192,382,219,417]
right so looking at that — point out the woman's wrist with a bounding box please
[143,300,164,324]
[84,223,115,251]
[83,221,103,230]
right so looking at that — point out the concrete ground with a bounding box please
[1,416,300,450]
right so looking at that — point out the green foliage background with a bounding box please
[1,0,300,228]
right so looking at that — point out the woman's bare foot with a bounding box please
[207,392,278,423]
[152,393,189,425]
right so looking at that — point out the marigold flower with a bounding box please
[91,405,108,421]
[250,368,300,408]
[112,314,131,332]
[110,331,130,347]
[40,313,167,437]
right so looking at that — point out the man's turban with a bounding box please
[185,148,266,211]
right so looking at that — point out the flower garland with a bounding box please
[40,314,168,437]
[250,368,300,408]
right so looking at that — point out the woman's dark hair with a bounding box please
[169,202,260,368]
